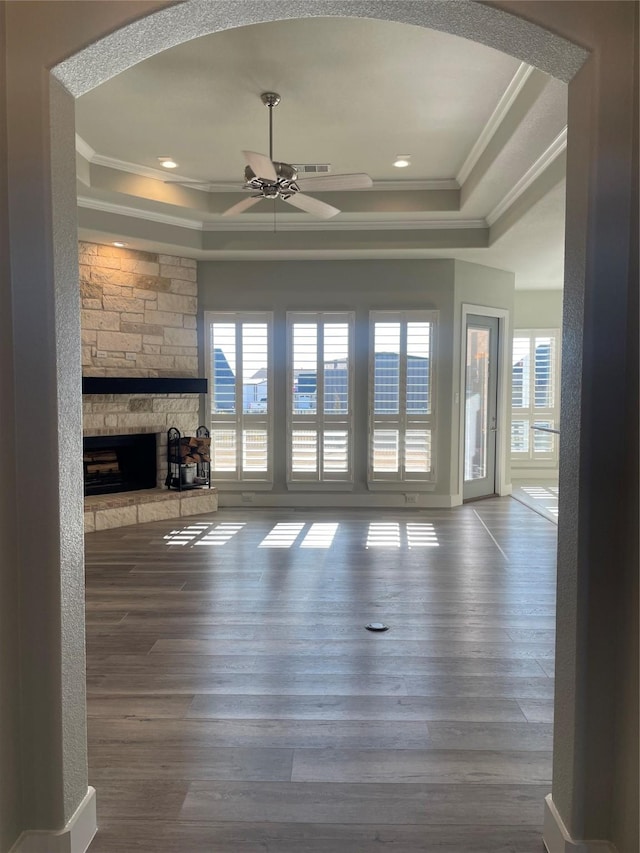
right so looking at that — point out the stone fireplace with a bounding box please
[80,242,217,529]
[82,391,200,489]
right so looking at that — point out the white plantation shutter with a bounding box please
[511,337,530,409]
[510,419,529,454]
[406,322,431,415]
[372,429,400,472]
[288,313,354,483]
[373,324,401,414]
[405,429,432,472]
[291,430,318,473]
[242,429,269,471]
[211,429,236,471]
[511,330,560,465]
[534,338,554,409]
[323,430,349,472]
[205,312,272,482]
[369,311,437,483]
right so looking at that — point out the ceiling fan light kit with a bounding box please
[218,92,373,219]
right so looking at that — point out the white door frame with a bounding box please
[459,303,512,500]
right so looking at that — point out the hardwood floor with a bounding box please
[511,480,559,525]
[85,499,556,852]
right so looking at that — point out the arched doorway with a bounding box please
[2,2,636,851]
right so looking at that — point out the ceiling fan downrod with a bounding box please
[260,92,280,163]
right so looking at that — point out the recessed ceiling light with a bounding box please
[112,241,127,248]
[158,157,178,169]
[393,155,411,168]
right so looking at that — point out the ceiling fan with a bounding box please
[225,92,373,219]
[168,92,373,219]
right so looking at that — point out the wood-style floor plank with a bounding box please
[87,820,548,853]
[178,780,549,824]
[185,694,530,722]
[289,747,552,784]
[85,499,556,852]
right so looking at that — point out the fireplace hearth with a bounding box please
[83,433,156,496]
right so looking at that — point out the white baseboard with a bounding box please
[543,794,617,853]
[10,787,97,853]
[512,469,559,482]
[218,492,461,509]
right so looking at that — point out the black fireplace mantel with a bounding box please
[82,377,207,395]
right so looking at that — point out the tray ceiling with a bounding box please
[75,15,567,289]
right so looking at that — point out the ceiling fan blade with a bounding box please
[221,196,263,217]
[242,150,278,182]
[295,173,373,192]
[284,193,340,219]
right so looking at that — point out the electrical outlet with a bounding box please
[405,493,418,505]
[241,492,254,503]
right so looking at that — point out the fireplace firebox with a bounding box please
[83,433,156,496]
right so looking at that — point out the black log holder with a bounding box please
[166,426,211,491]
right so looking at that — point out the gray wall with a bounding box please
[199,259,461,504]
[546,2,638,849]
[2,1,168,844]
[514,289,563,329]
[5,26,89,843]
[454,260,515,311]
[0,5,22,850]
[611,13,639,847]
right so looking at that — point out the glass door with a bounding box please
[463,315,499,501]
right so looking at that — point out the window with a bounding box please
[287,312,354,482]
[511,330,560,464]
[205,312,272,482]
[369,311,437,483]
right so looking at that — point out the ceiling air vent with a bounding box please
[292,164,331,174]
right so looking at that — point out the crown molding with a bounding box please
[486,126,567,226]
[366,179,459,191]
[77,196,204,230]
[75,134,458,192]
[202,217,485,232]
[178,249,481,261]
[456,62,535,186]
[75,135,218,186]
[75,133,95,162]
[92,152,213,186]
[78,195,485,233]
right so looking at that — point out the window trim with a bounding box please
[204,310,274,483]
[286,311,355,484]
[367,309,438,487]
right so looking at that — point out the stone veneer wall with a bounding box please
[80,241,198,376]
[79,242,203,488]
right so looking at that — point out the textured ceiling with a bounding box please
[75,15,568,289]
